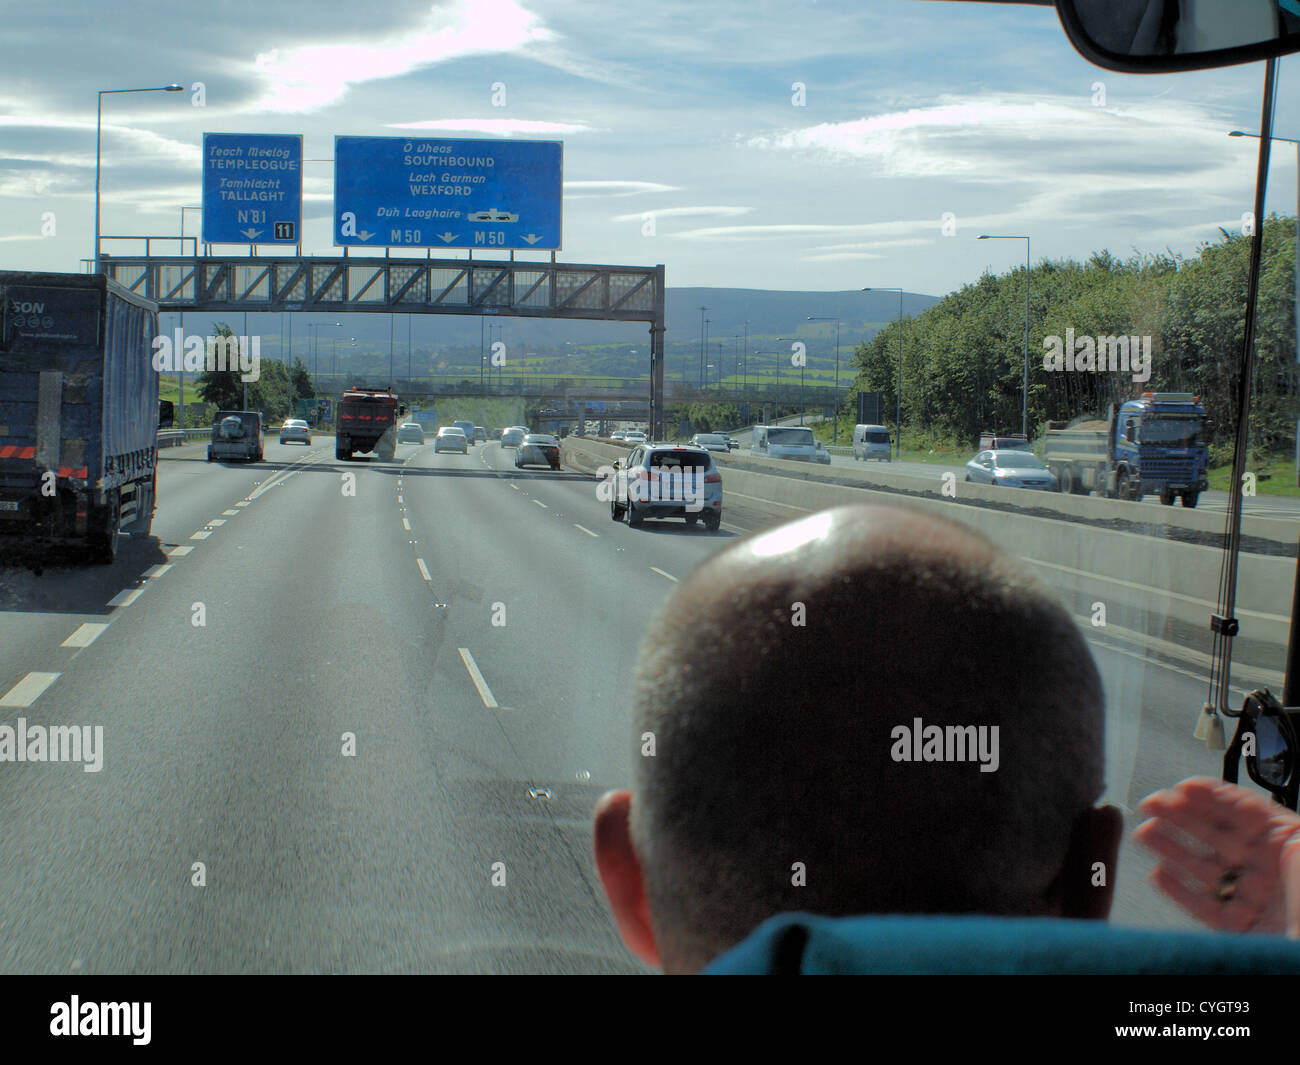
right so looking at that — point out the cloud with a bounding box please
[612,205,752,222]
[251,0,558,112]
[389,119,594,135]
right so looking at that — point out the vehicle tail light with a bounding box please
[705,472,721,483]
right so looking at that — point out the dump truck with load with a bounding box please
[1042,391,1209,507]
[336,386,405,461]
[0,271,160,563]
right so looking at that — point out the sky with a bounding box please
[0,0,1297,301]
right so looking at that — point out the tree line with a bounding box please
[847,214,1298,455]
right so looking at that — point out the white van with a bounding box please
[752,425,818,461]
[852,424,892,462]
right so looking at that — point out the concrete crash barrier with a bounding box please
[560,436,1295,670]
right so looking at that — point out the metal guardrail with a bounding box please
[157,429,212,447]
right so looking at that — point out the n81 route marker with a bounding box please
[334,136,562,251]
[202,133,303,246]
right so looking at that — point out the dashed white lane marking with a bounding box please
[167,546,194,557]
[403,518,412,531]
[574,524,598,537]
[61,623,109,649]
[189,531,211,541]
[142,564,173,578]
[650,567,678,583]
[458,648,499,709]
[207,519,226,527]
[235,501,250,507]
[107,588,145,608]
[416,558,432,582]
[0,671,60,708]
[398,495,404,503]
[533,500,548,509]
[222,509,240,516]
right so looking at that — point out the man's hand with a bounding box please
[1135,777,1300,935]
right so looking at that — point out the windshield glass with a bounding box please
[1140,416,1206,447]
[4,0,1296,982]
[995,452,1046,469]
[767,428,814,446]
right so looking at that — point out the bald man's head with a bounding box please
[610,503,1112,972]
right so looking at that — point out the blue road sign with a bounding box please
[203,133,302,245]
[333,137,562,251]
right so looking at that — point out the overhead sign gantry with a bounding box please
[333,137,562,251]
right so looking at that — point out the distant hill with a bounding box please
[163,286,938,379]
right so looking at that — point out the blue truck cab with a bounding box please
[1112,392,1209,507]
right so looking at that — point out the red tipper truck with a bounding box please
[0,271,160,563]
[336,386,405,462]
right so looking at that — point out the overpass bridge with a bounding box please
[97,251,673,438]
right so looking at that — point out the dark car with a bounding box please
[207,410,263,463]
[515,433,561,470]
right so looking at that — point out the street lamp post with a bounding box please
[808,316,841,442]
[1230,130,1300,366]
[864,289,905,458]
[977,234,1032,439]
[94,84,184,268]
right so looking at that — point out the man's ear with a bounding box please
[593,790,661,968]
[1057,804,1125,919]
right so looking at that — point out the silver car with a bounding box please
[964,449,1058,491]
[279,418,312,445]
[396,422,425,444]
[500,427,526,448]
[609,445,722,530]
[434,426,469,454]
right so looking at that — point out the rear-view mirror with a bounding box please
[1055,0,1300,73]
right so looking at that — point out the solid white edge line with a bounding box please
[458,648,499,709]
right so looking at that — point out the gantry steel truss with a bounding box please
[100,254,669,438]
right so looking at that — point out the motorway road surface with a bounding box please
[0,436,1277,972]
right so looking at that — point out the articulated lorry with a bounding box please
[1042,391,1209,507]
[0,271,160,562]
[336,386,405,461]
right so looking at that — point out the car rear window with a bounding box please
[649,450,713,470]
[866,430,890,443]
